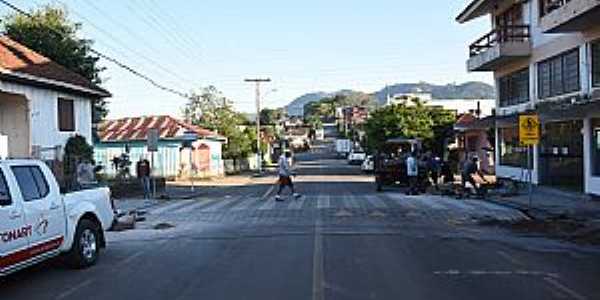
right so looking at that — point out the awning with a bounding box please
[537,97,600,121]
[456,0,501,23]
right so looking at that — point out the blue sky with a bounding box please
[2,0,492,118]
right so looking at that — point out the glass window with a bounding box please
[0,170,11,205]
[538,48,580,99]
[593,41,600,88]
[499,127,528,168]
[11,166,49,201]
[592,118,600,176]
[498,68,529,107]
[58,98,75,132]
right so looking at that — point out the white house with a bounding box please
[388,92,496,117]
[457,0,600,196]
[0,36,110,161]
[95,115,226,178]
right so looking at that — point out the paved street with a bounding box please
[3,147,600,300]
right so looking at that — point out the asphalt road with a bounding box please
[3,146,600,300]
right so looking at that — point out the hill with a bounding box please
[373,82,495,104]
[285,81,495,116]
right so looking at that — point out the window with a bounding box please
[538,48,580,99]
[0,170,11,205]
[592,118,600,176]
[58,98,75,132]
[11,166,49,201]
[499,127,528,168]
[498,68,529,107]
[593,41,600,88]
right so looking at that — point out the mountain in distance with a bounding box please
[285,81,496,115]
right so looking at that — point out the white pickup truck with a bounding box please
[0,160,115,276]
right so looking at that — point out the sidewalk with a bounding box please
[487,186,600,220]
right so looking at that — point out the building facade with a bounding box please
[0,36,110,161]
[95,115,226,178]
[457,0,600,195]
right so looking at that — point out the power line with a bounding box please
[44,0,193,91]
[0,0,191,99]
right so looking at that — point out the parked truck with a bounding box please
[0,160,115,276]
[336,139,352,158]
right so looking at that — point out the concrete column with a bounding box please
[583,117,591,195]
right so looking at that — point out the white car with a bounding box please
[348,151,366,165]
[0,160,115,276]
[361,155,374,172]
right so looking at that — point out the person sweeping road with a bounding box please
[275,151,301,202]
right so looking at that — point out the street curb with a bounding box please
[484,197,555,220]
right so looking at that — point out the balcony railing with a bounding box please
[540,0,572,17]
[469,25,530,57]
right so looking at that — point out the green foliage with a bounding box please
[305,115,323,130]
[183,86,255,160]
[304,93,378,121]
[364,98,456,154]
[259,108,284,125]
[2,6,108,121]
[63,135,94,176]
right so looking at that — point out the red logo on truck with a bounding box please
[0,225,32,243]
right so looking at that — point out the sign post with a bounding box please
[147,129,159,198]
[519,114,540,210]
[182,130,199,193]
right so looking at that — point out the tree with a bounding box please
[2,6,108,121]
[259,108,284,125]
[364,98,456,154]
[183,86,254,161]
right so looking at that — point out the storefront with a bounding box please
[539,120,584,192]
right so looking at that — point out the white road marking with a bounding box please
[288,196,306,210]
[258,198,278,210]
[171,198,220,214]
[150,200,195,215]
[344,194,360,208]
[387,194,418,210]
[262,182,277,199]
[230,197,262,211]
[55,279,94,300]
[496,251,523,266]
[365,195,387,209]
[203,196,241,212]
[312,218,324,300]
[544,277,587,300]
[120,251,145,265]
[317,195,330,209]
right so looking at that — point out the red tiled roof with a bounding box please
[98,115,224,143]
[455,113,477,127]
[0,36,110,97]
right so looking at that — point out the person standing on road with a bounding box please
[136,157,152,199]
[406,151,419,195]
[275,151,301,201]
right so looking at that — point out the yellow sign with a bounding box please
[519,115,540,145]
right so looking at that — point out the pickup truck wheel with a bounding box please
[66,219,100,269]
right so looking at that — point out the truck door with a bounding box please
[10,165,64,253]
[0,165,29,273]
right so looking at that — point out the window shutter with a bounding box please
[563,49,580,93]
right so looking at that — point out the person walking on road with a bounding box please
[275,151,301,202]
[136,157,152,199]
[406,151,419,195]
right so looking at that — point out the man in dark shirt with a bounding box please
[136,158,152,199]
[461,156,488,195]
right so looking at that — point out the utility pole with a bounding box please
[245,78,271,174]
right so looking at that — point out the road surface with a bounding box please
[3,145,600,300]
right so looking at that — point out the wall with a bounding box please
[0,81,93,159]
[0,92,29,158]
